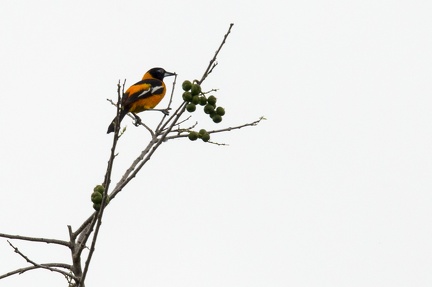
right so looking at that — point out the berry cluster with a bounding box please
[91,185,110,211]
[182,80,225,124]
[182,80,226,143]
[188,128,211,142]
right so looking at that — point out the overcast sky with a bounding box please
[1,0,431,286]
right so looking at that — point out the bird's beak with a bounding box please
[164,71,176,77]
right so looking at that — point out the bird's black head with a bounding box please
[147,67,176,80]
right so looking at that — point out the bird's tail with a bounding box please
[107,109,128,134]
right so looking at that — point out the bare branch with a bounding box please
[156,102,187,133]
[0,232,70,247]
[0,263,73,280]
[163,117,265,141]
[205,117,266,135]
[70,213,95,244]
[199,23,234,84]
[166,73,178,109]
[202,88,219,95]
[156,74,178,132]
[169,120,198,134]
[4,240,76,281]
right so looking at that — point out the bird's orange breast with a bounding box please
[128,94,165,113]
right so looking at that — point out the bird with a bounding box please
[107,67,176,133]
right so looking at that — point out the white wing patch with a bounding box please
[136,86,163,99]
[151,86,163,93]
[137,89,150,98]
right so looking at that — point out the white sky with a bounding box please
[0,0,431,286]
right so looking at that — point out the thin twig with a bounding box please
[71,213,95,240]
[75,214,96,260]
[0,233,70,247]
[5,240,76,281]
[156,101,187,133]
[202,88,219,95]
[164,74,178,113]
[169,121,198,134]
[156,74,178,133]
[163,117,265,141]
[198,23,234,84]
[108,136,158,200]
[0,263,74,280]
[173,116,193,128]
[205,117,265,134]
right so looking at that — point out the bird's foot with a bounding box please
[161,108,170,116]
[133,114,142,127]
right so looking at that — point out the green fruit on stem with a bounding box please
[216,106,225,116]
[192,95,200,105]
[199,96,207,106]
[188,131,199,141]
[198,129,207,136]
[91,192,103,204]
[201,133,210,142]
[191,84,201,96]
[186,103,196,112]
[93,203,101,211]
[182,91,193,102]
[207,95,217,105]
[204,104,215,114]
[182,80,192,91]
[94,185,104,194]
[212,114,223,123]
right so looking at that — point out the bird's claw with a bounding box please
[133,114,142,126]
[162,109,170,116]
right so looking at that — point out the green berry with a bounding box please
[198,96,207,106]
[186,103,196,112]
[182,91,193,102]
[203,104,215,114]
[191,95,200,105]
[182,80,192,91]
[212,114,222,123]
[207,95,217,106]
[188,131,198,141]
[201,133,210,142]
[93,203,101,211]
[198,129,207,136]
[216,106,225,116]
[191,84,201,96]
[94,185,104,194]
[91,192,103,204]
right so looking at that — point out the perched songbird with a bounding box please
[107,67,176,133]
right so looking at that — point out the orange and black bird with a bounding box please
[107,67,176,133]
